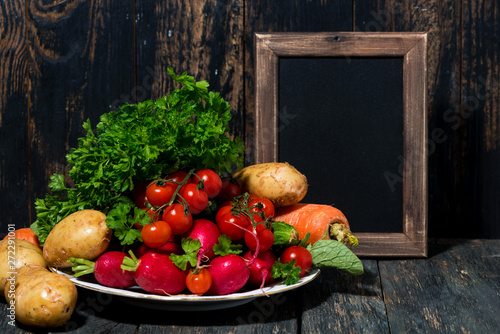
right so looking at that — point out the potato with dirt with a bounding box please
[4,265,77,328]
[43,209,112,268]
[0,239,46,297]
[232,162,308,207]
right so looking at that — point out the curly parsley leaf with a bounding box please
[271,260,302,285]
[106,202,151,245]
[213,235,243,256]
[170,238,202,271]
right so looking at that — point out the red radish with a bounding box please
[68,251,135,288]
[182,219,221,259]
[122,252,187,295]
[243,250,276,288]
[247,254,274,287]
[207,215,262,294]
[207,254,250,295]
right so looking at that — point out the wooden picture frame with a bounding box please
[254,32,428,257]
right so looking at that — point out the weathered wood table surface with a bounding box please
[1,239,499,333]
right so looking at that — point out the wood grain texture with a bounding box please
[301,260,389,333]
[462,0,500,238]
[134,295,299,333]
[1,239,499,332]
[135,0,245,141]
[0,0,30,229]
[26,0,135,221]
[379,239,500,333]
[244,0,353,164]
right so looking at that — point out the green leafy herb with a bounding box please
[106,202,151,245]
[213,235,242,256]
[307,239,364,275]
[271,260,302,285]
[170,238,202,271]
[31,69,245,245]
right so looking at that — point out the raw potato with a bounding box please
[0,239,46,297]
[43,209,112,268]
[232,162,308,207]
[4,265,77,328]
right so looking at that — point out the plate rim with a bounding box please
[54,267,321,303]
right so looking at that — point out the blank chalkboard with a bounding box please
[278,57,404,233]
[254,32,428,257]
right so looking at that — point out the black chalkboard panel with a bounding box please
[278,57,404,233]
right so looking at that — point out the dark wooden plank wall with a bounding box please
[0,0,30,232]
[0,0,498,239]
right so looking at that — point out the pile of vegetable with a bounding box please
[1,69,363,328]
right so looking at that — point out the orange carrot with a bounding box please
[274,204,357,246]
[3,227,41,249]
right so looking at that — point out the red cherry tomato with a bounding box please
[244,225,274,252]
[162,203,193,235]
[280,246,313,277]
[180,183,209,214]
[186,268,213,295]
[217,212,251,240]
[146,180,176,207]
[141,220,172,248]
[194,169,222,198]
[248,197,275,220]
[215,205,232,224]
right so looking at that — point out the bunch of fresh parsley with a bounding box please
[31,68,245,246]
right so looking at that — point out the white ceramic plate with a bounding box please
[55,268,320,311]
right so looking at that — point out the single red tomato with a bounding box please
[141,220,172,248]
[186,268,212,295]
[180,183,209,214]
[244,225,274,252]
[194,169,222,198]
[146,180,177,207]
[215,205,232,225]
[280,246,313,277]
[248,197,275,220]
[217,212,251,240]
[162,203,193,235]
